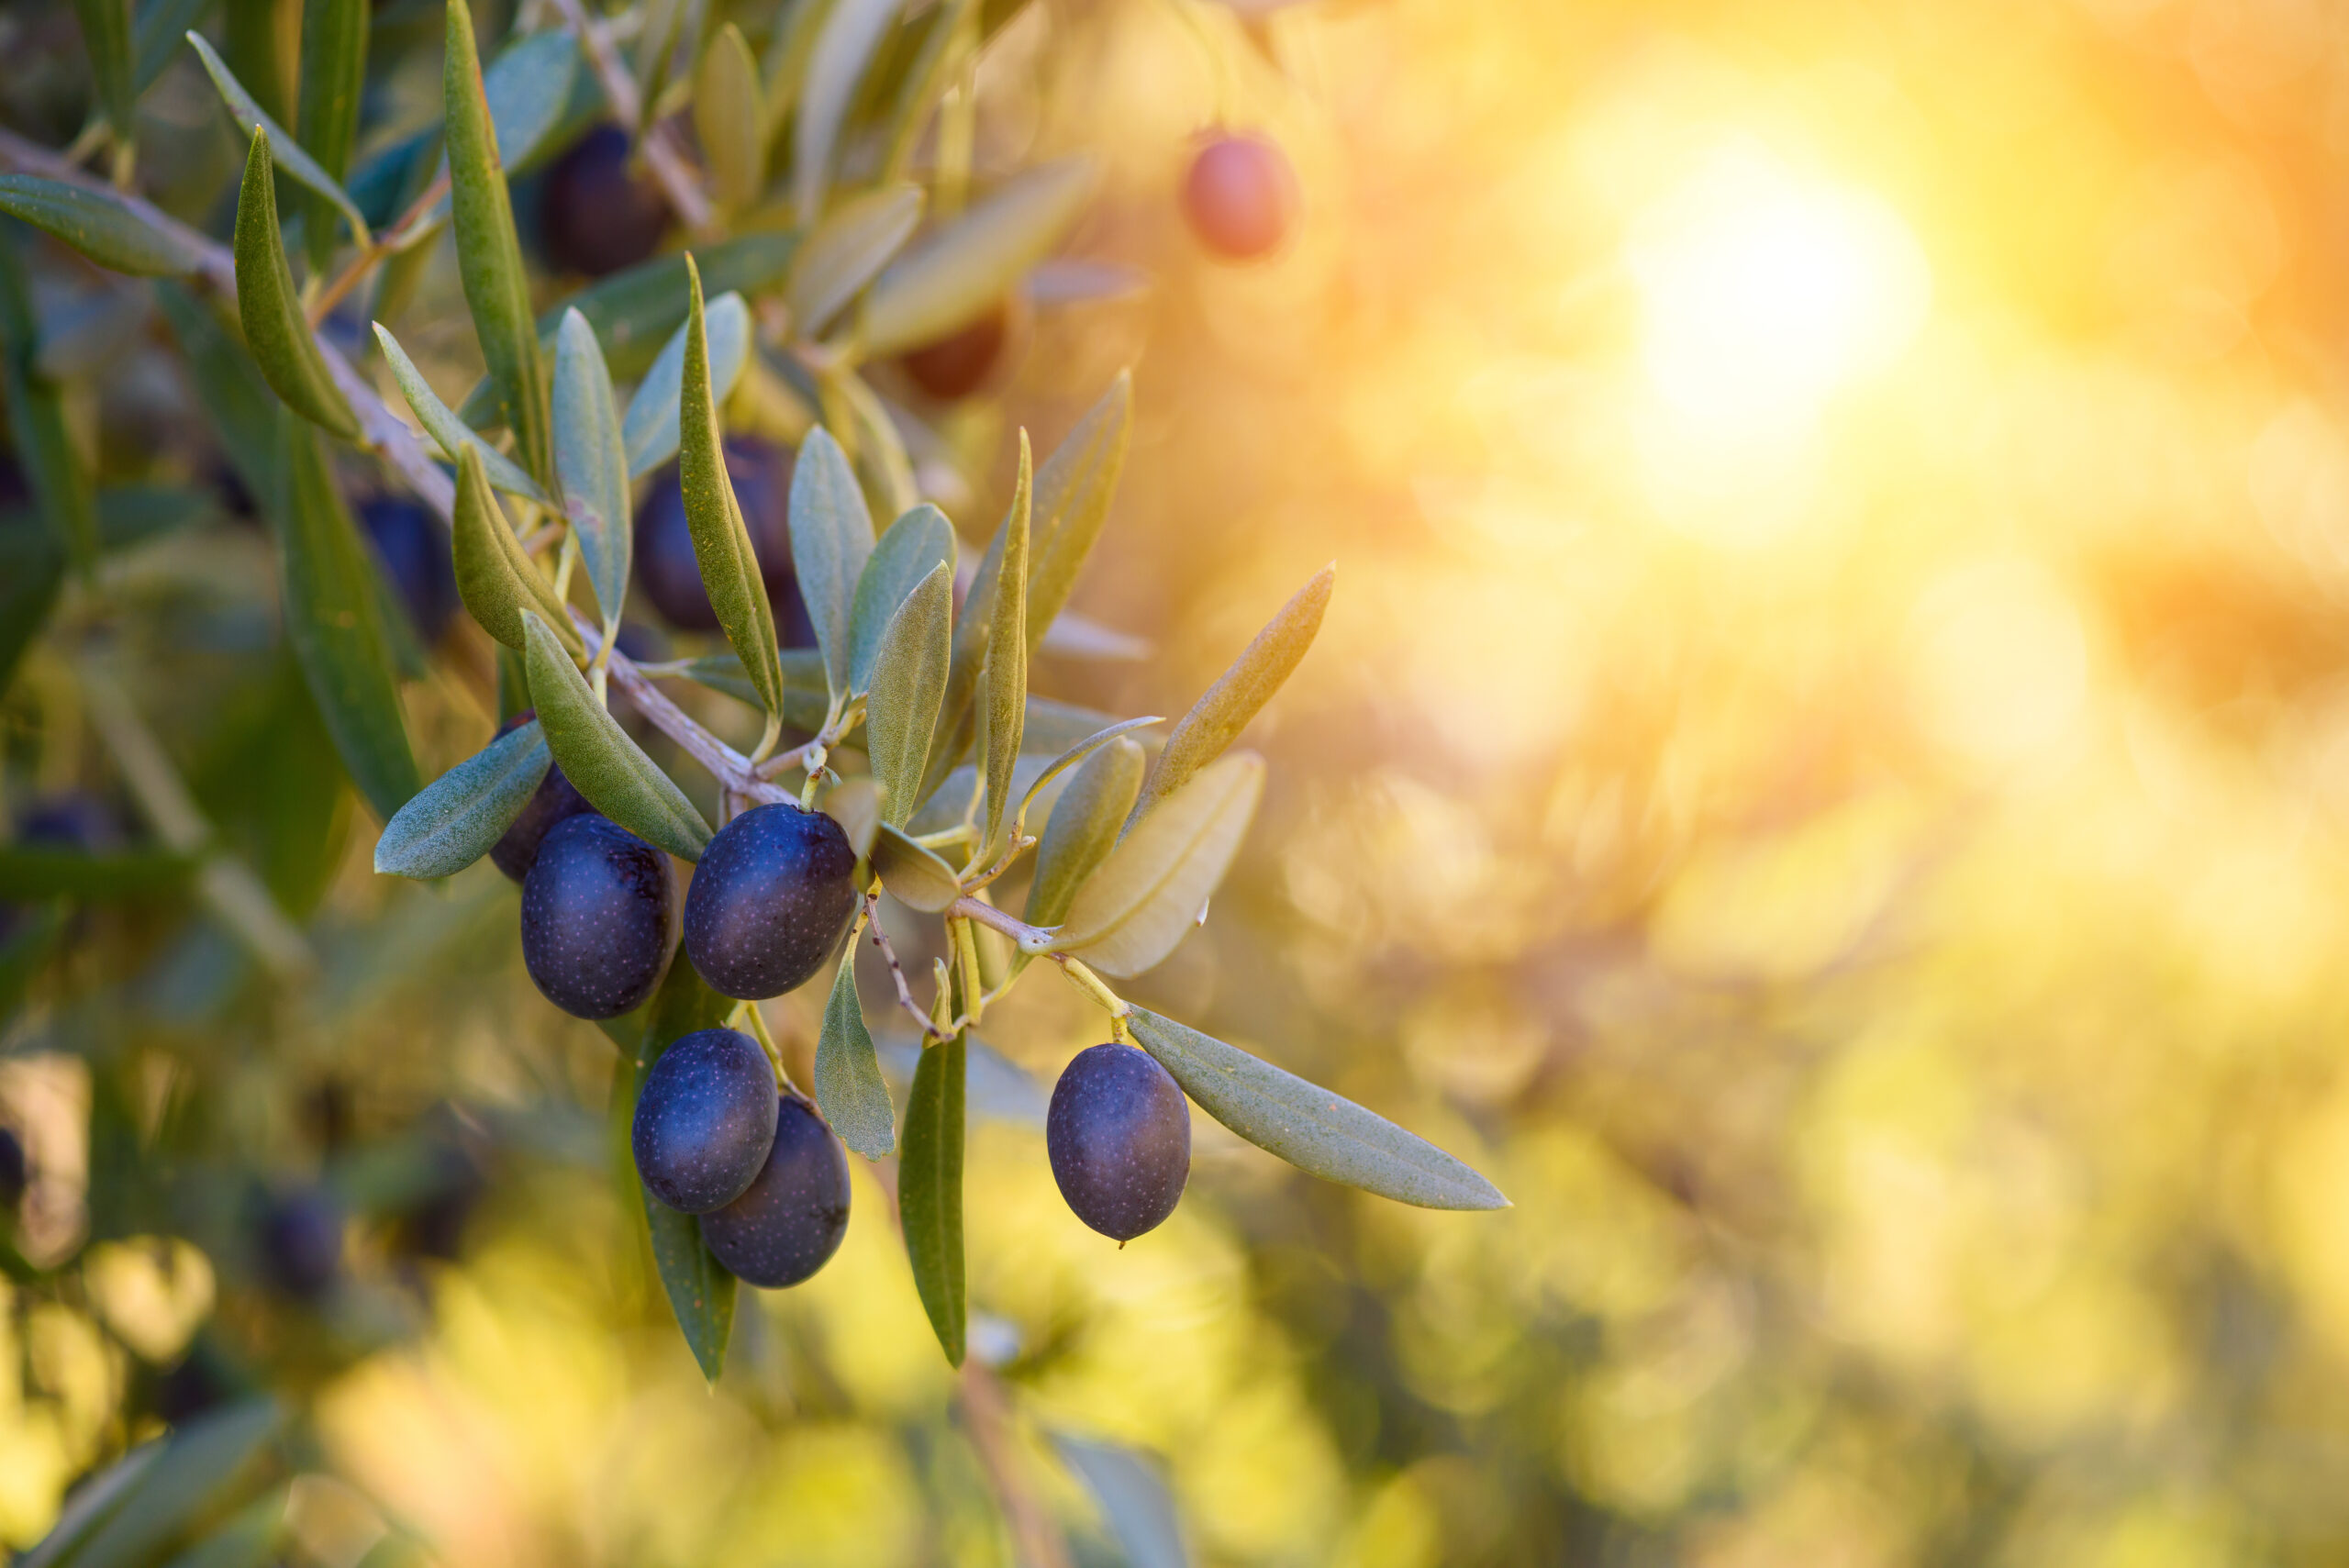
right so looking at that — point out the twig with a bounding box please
[567,608,796,806]
[864,893,946,1042]
[547,0,718,239]
[947,896,1053,951]
[306,170,451,327]
[960,1362,1075,1568]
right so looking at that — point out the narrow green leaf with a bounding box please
[1130,565,1330,828]
[13,1439,160,1568]
[552,308,631,634]
[451,446,579,654]
[827,773,882,860]
[1051,752,1262,975]
[860,158,1097,355]
[294,0,367,272]
[374,324,548,503]
[876,0,975,180]
[132,0,210,95]
[1016,717,1160,831]
[53,1401,282,1568]
[0,177,203,277]
[786,183,924,341]
[231,131,362,440]
[1025,735,1143,930]
[445,0,550,483]
[1051,1435,1187,1568]
[621,290,751,479]
[789,424,875,700]
[1128,1009,1508,1211]
[1026,371,1131,653]
[217,0,290,126]
[816,951,894,1157]
[273,411,421,821]
[522,611,713,860]
[872,821,960,911]
[678,257,787,724]
[73,0,137,143]
[483,28,582,172]
[982,435,1030,851]
[154,282,276,506]
[848,503,954,694]
[630,947,738,1382]
[0,239,95,569]
[0,846,195,901]
[899,1030,966,1365]
[539,230,803,383]
[373,719,551,879]
[0,521,65,693]
[155,1485,285,1568]
[185,32,371,247]
[677,649,832,729]
[866,562,952,827]
[793,0,904,222]
[696,23,767,211]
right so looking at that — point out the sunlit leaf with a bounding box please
[444,0,550,482]
[153,282,276,510]
[899,1030,966,1365]
[696,23,767,211]
[621,290,751,478]
[1128,1009,1508,1211]
[867,562,952,827]
[1026,371,1131,652]
[787,183,924,340]
[849,503,954,695]
[1130,565,1330,828]
[981,435,1030,851]
[1051,752,1262,975]
[793,0,902,221]
[185,32,371,246]
[374,323,548,504]
[861,158,1097,356]
[522,611,713,861]
[1025,735,1144,930]
[293,0,366,271]
[552,308,631,634]
[1015,716,1160,831]
[231,131,361,441]
[373,719,551,879]
[451,446,579,655]
[629,947,737,1383]
[873,821,961,911]
[0,177,204,277]
[789,424,875,700]
[816,951,895,1157]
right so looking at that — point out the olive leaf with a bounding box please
[0,177,204,277]
[0,239,97,569]
[155,1485,285,1568]
[872,822,961,912]
[826,774,882,861]
[1015,716,1161,832]
[522,611,713,861]
[629,947,738,1383]
[374,324,549,503]
[793,0,904,222]
[1127,1009,1508,1211]
[29,1400,281,1568]
[132,0,205,96]
[816,952,895,1158]
[16,1440,161,1568]
[1051,1435,1188,1568]
[1026,371,1131,653]
[154,283,276,510]
[445,0,550,484]
[0,846,195,901]
[981,436,1032,852]
[273,412,420,822]
[789,424,876,701]
[786,183,925,341]
[861,158,1098,356]
[620,290,751,479]
[483,28,583,172]
[535,230,803,384]
[849,503,955,695]
[0,523,64,693]
[899,1029,966,1366]
[1130,564,1330,829]
[631,0,692,131]
[552,308,631,635]
[231,131,362,441]
[373,719,551,879]
[866,562,953,827]
[1050,751,1263,976]
[1025,735,1144,930]
[677,651,832,730]
[72,0,135,141]
[695,23,767,212]
[452,446,581,655]
[294,0,366,272]
[876,0,977,179]
[185,33,372,248]
[678,257,787,726]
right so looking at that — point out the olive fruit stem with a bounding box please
[1053,955,1130,1039]
[863,892,950,1042]
[951,917,985,1028]
[732,998,798,1095]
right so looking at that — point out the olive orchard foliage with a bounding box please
[0,0,1486,1557]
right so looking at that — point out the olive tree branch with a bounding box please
[863,892,949,1043]
[959,1362,1075,1568]
[306,170,451,327]
[546,0,718,239]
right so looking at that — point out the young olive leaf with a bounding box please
[695,23,767,212]
[816,954,895,1158]
[899,1029,966,1366]
[866,562,953,828]
[981,435,1032,852]
[1127,1009,1509,1211]
[552,308,631,635]
[373,719,551,879]
[1015,717,1162,832]
[793,0,903,222]
[451,446,581,655]
[523,611,712,861]
[0,177,205,278]
[1026,371,1131,653]
[0,239,97,569]
[861,159,1098,356]
[1051,751,1263,976]
[629,947,737,1382]
[72,0,135,141]
[789,424,876,701]
[1130,564,1331,830]
[37,1400,283,1568]
[273,412,421,821]
[1024,735,1144,930]
[445,0,551,484]
[849,503,955,695]
[872,822,961,912]
[184,34,372,248]
[678,257,788,725]
[373,324,549,504]
[621,290,751,479]
[677,651,832,729]
[786,183,925,341]
[294,0,367,272]
[231,131,362,441]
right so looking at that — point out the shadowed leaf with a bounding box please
[0,239,96,568]
[0,177,204,277]
[294,0,366,271]
[866,562,952,827]
[790,424,875,700]
[900,1030,966,1365]
[816,951,895,1157]
[872,822,961,911]
[981,435,1030,851]
[522,611,712,861]
[451,447,579,654]
[0,846,195,900]
[38,1401,281,1568]
[186,32,371,246]
[445,0,549,482]
[552,308,631,634]
[373,719,551,879]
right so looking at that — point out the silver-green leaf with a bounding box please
[1026,371,1132,653]
[788,424,875,701]
[849,503,955,695]
[981,435,1030,852]
[860,159,1097,356]
[1050,752,1262,976]
[695,23,767,211]
[185,32,371,247]
[522,611,712,861]
[552,307,631,635]
[621,290,751,479]
[0,176,204,278]
[872,821,961,912]
[816,951,895,1158]
[792,0,904,222]
[373,719,551,879]
[375,323,549,504]
[899,1030,966,1365]
[1025,735,1145,931]
[866,562,952,828]
[786,183,925,341]
[231,130,361,441]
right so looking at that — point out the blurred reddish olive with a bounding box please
[1181,133,1297,261]
[897,305,1009,402]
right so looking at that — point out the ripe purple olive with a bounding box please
[258,1188,344,1299]
[358,495,460,644]
[682,803,857,1001]
[633,436,814,644]
[538,124,671,278]
[632,1028,778,1213]
[1180,133,1297,261]
[519,815,674,1018]
[698,1095,850,1287]
[897,304,1008,402]
[1047,1043,1191,1241]
[488,710,596,883]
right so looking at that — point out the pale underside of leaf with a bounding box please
[373,718,551,878]
[787,183,925,341]
[789,424,875,700]
[816,954,895,1158]
[872,822,961,912]
[375,324,548,503]
[860,159,1098,357]
[1024,735,1146,933]
[1051,751,1264,976]
[866,562,953,828]
[552,308,631,633]
[848,502,956,695]
[622,291,751,478]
